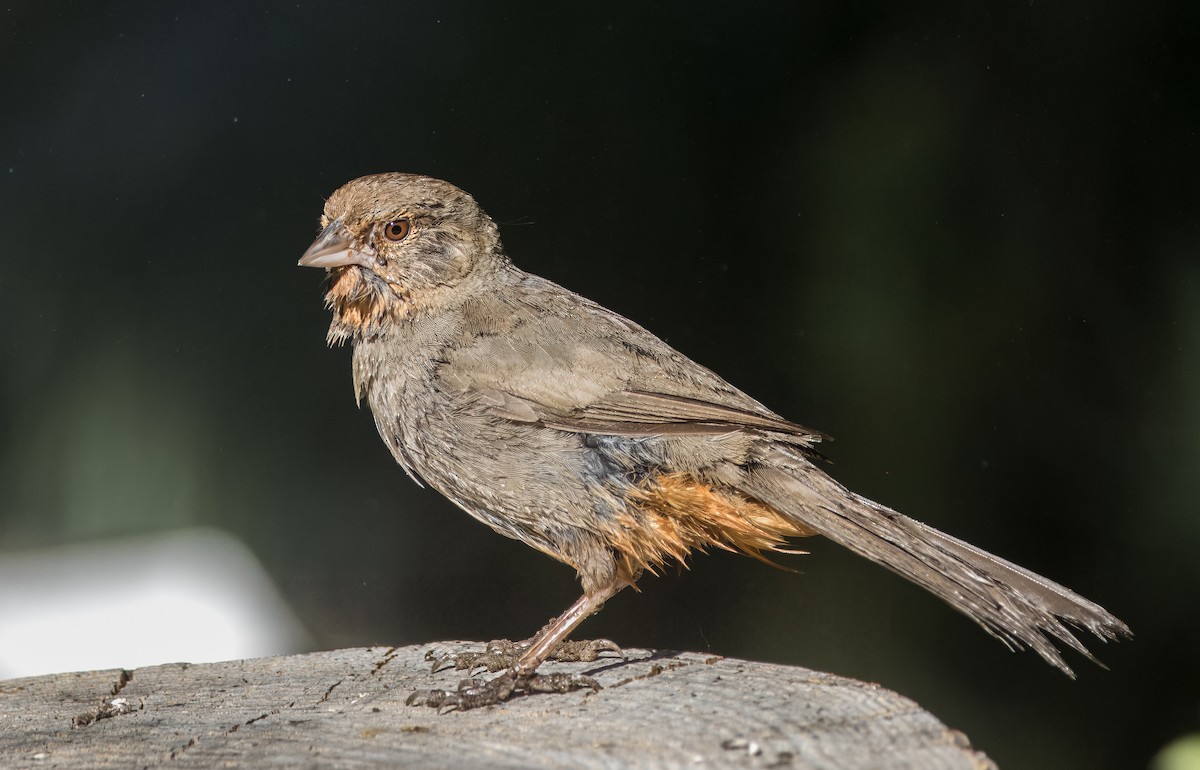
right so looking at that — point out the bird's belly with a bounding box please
[382,395,616,557]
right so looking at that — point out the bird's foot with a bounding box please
[424,639,527,673]
[406,670,601,711]
[550,638,625,663]
[425,638,623,673]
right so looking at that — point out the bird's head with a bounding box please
[299,173,505,343]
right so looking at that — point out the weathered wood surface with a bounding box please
[0,644,996,769]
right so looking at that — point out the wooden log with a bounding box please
[0,644,996,769]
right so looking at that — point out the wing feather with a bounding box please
[439,275,825,444]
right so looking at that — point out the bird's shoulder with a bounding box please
[437,270,662,408]
[435,269,822,442]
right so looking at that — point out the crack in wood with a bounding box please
[371,647,399,675]
[318,680,344,703]
[111,669,133,696]
[70,697,141,728]
[609,660,690,689]
[70,669,141,728]
[167,736,197,760]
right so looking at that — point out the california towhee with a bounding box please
[300,173,1130,709]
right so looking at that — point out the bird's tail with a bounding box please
[737,448,1131,675]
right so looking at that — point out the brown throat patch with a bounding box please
[611,472,816,580]
[325,267,409,340]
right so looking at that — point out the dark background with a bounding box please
[2,3,1197,767]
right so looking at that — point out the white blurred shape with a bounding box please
[0,528,312,679]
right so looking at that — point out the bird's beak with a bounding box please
[298,219,376,269]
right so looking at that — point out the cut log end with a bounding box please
[1,644,996,770]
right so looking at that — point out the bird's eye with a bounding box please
[383,219,412,242]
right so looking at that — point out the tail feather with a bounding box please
[740,455,1131,676]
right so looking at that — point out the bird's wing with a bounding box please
[535,389,819,437]
[437,274,825,443]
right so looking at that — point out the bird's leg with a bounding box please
[408,582,624,710]
[425,597,624,674]
[425,632,622,674]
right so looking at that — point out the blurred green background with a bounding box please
[2,2,1196,768]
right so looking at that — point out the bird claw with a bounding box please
[523,671,602,695]
[406,671,601,711]
[547,638,623,663]
[425,638,623,674]
[424,639,527,673]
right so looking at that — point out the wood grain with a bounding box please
[0,644,997,769]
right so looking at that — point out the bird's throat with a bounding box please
[324,266,410,344]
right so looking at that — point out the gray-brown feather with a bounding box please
[737,446,1131,676]
[320,172,1129,673]
[354,265,1130,673]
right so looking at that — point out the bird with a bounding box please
[299,172,1130,709]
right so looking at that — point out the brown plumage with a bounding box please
[616,472,814,578]
[299,172,1131,708]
